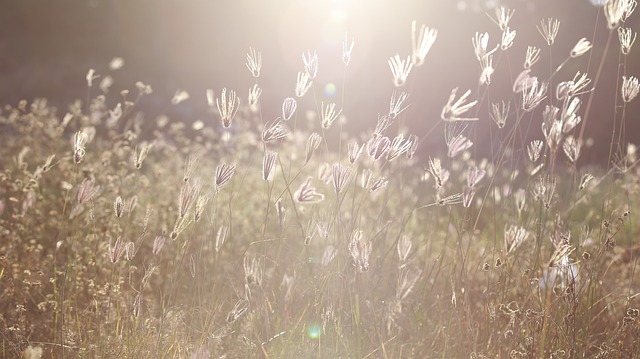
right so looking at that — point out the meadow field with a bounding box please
[1,1,640,358]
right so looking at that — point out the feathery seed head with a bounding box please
[501,27,516,50]
[617,26,637,54]
[216,88,239,128]
[114,196,124,218]
[490,101,510,128]
[524,46,541,69]
[348,141,364,163]
[246,47,262,78]
[570,38,592,58]
[367,136,391,160]
[320,102,342,129]
[441,88,479,122]
[282,97,297,121]
[262,150,278,181]
[295,177,325,203]
[303,50,319,79]
[215,163,236,189]
[411,21,438,66]
[387,134,413,161]
[388,54,413,87]
[563,136,582,163]
[305,133,322,165]
[605,0,637,29]
[262,118,290,143]
[389,90,410,119]
[343,33,355,66]
[248,84,262,109]
[488,6,515,31]
[331,163,353,195]
[522,78,548,112]
[537,18,560,46]
[296,72,313,97]
[72,130,88,164]
[621,75,640,102]
[504,225,530,255]
[528,140,544,162]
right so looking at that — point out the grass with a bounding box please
[2,2,640,358]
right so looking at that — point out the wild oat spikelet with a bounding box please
[504,225,530,255]
[411,21,438,66]
[617,27,637,54]
[72,130,88,164]
[295,72,313,97]
[524,46,541,69]
[262,150,278,181]
[343,33,355,66]
[537,18,560,46]
[282,97,297,121]
[490,101,510,128]
[246,47,262,78]
[320,102,342,129]
[488,5,515,31]
[441,88,479,122]
[303,50,319,79]
[621,75,640,102]
[248,84,262,108]
[570,38,592,58]
[295,177,325,203]
[331,163,353,195]
[348,229,371,272]
[262,118,290,143]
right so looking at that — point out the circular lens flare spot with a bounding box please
[307,323,321,339]
[324,83,337,97]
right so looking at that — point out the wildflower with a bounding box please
[563,136,582,163]
[388,54,413,87]
[387,134,413,161]
[488,5,515,31]
[246,47,262,77]
[411,21,438,66]
[522,78,547,112]
[621,75,640,102]
[441,88,478,122]
[570,38,592,58]
[343,33,355,66]
[537,18,560,46]
[262,118,290,143]
[295,72,312,97]
[605,0,637,29]
[389,90,409,119]
[617,26,637,54]
[331,163,353,194]
[504,225,530,254]
[72,130,88,164]
[473,32,498,61]
[303,50,318,79]
[216,88,239,128]
[262,151,278,181]
[282,97,297,121]
[348,229,371,272]
[114,196,124,218]
[320,102,342,129]
[347,141,363,163]
[305,133,322,165]
[171,90,190,105]
[490,101,510,128]
[295,177,324,203]
[524,46,541,69]
[501,27,516,50]
[367,136,391,160]
[248,84,262,108]
[215,163,236,188]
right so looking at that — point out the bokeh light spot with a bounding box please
[324,83,337,97]
[307,323,321,339]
